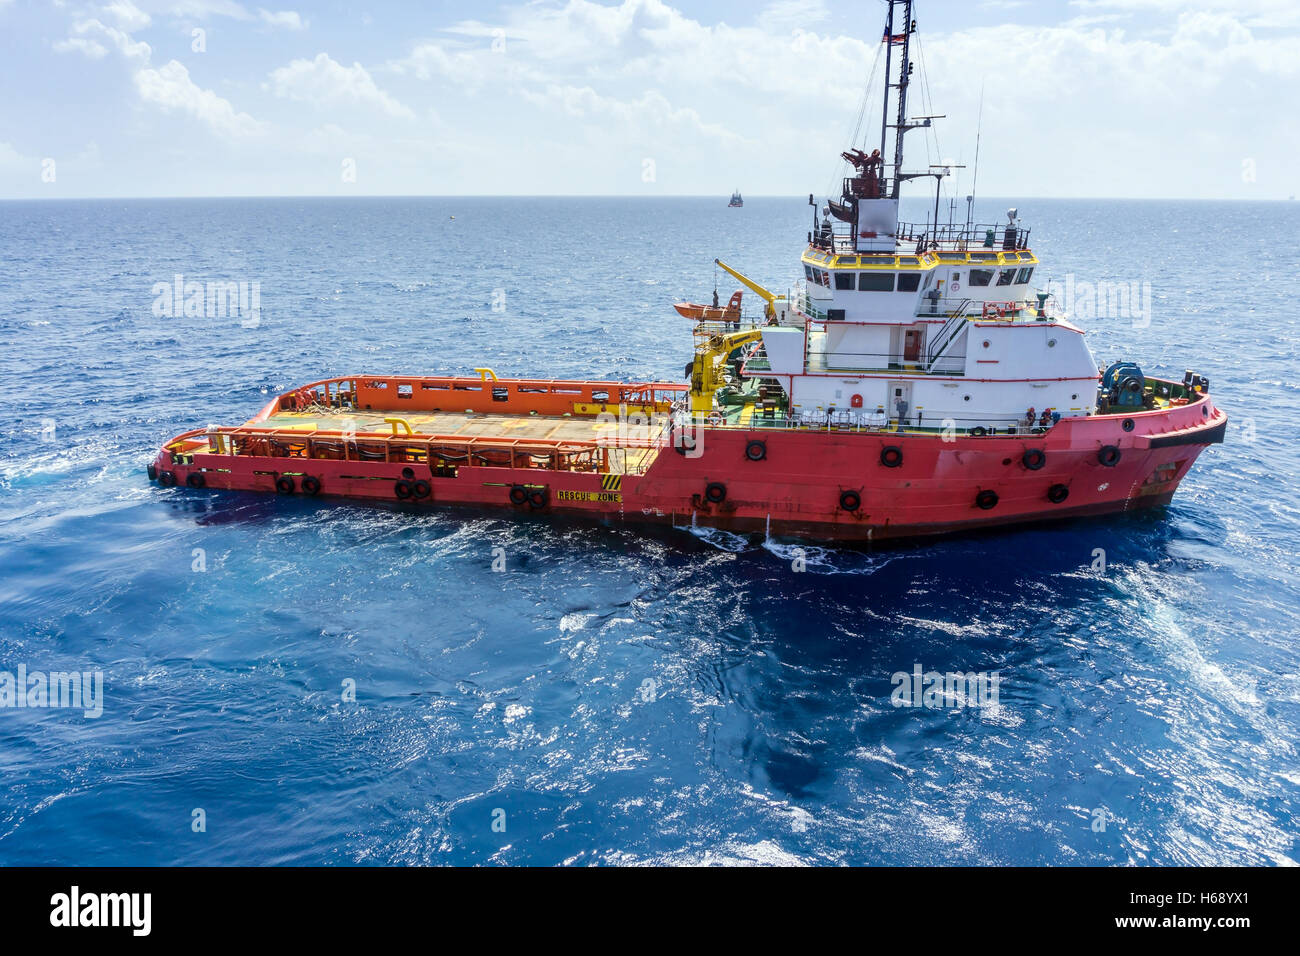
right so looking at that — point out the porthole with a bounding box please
[963,395,971,401]
[982,340,991,349]
[1047,338,1057,348]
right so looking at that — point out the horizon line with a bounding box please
[1,194,1296,203]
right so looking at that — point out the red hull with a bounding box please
[150,377,1225,543]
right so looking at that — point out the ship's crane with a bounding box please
[714,259,781,321]
[688,327,765,414]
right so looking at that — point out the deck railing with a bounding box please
[808,219,1032,255]
[670,406,1062,438]
[166,420,676,477]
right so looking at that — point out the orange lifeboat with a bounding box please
[673,290,742,322]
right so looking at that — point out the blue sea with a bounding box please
[0,196,1296,866]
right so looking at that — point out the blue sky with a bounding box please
[2,0,1297,199]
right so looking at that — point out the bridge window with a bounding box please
[897,273,921,292]
[1017,267,1034,283]
[859,272,895,292]
[969,269,993,287]
[804,265,815,281]
[834,272,856,290]
[996,269,1016,286]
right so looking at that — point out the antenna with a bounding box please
[968,81,985,230]
[878,0,917,199]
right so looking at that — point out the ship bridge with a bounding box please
[800,219,1040,326]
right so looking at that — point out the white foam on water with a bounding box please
[676,521,752,553]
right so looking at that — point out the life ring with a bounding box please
[412,480,431,499]
[158,470,176,487]
[1022,448,1046,471]
[528,488,548,509]
[880,445,903,468]
[394,479,413,499]
[301,476,321,495]
[745,439,766,462]
[706,411,725,427]
[1121,418,1135,432]
[971,426,987,437]
[509,485,529,506]
[276,475,295,494]
[975,489,999,510]
[1098,445,1121,467]
[186,472,206,488]
[704,481,727,504]
[839,490,861,512]
[1047,484,1069,503]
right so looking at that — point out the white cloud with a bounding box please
[162,2,308,28]
[757,0,829,34]
[1070,0,1300,29]
[267,52,414,118]
[521,84,749,146]
[390,41,485,83]
[22,0,1300,197]
[65,17,152,61]
[134,59,265,137]
[54,36,110,59]
[165,0,254,19]
[0,141,29,170]
[104,0,151,32]
[258,9,306,30]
